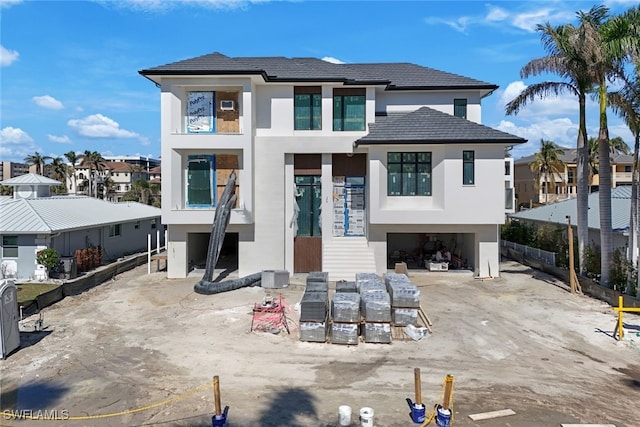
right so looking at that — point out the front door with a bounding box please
[294,175,322,272]
[332,177,366,237]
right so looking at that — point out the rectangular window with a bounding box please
[625,165,632,173]
[187,155,215,207]
[568,170,575,184]
[187,91,215,133]
[333,88,365,131]
[454,99,467,119]
[294,87,322,130]
[151,219,157,229]
[463,150,475,185]
[2,235,18,257]
[387,152,432,196]
[108,224,121,237]
[295,175,322,236]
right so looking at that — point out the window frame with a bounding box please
[186,155,216,208]
[2,235,18,258]
[463,150,475,185]
[333,88,366,131]
[294,86,322,130]
[387,152,432,196]
[454,98,467,119]
[108,224,121,237]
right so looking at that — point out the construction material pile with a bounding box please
[299,271,422,344]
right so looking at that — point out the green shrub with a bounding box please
[36,248,59,271]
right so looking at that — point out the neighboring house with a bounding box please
[139,52,525,280]
[515,149,634,206]
[508,185,631,258]
[69,161,151,201]
[103,155,160,172]
[149,165,161,185]
[0,173,163,280]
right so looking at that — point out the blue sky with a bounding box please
[1,0,637,164]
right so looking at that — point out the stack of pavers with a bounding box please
[299,271,329,343]
[330,292,360,345]
[357,273,392,344]
[384,273,421,327]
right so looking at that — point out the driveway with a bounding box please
[1,259,639,427]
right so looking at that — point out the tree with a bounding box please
[24,152,52,175]
[609,136,631,154]
[78,150,106,198]
[122,179,160,206]
[505,21,592,275]
[579,4,639,286]
[49,157,68,195]
[64,151,79,195]
[530,140,565,203]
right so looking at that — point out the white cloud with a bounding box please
[48,134,72,144]
[425,16,470,33]
[497,81,581,119]
[67,113,150,145]
[322,56,345,64]
[497,117,579,154]
[0,126,38,162]
[485,6,509,22]
[0,0,22,8]
[0,45,19,67]
[33,95,64,110]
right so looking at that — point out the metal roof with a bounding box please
[509,186,632,232]
[356,108,526,145]
[0,173,61,186]
[139,52,498,91]
[0,196,161,234]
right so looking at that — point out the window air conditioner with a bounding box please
[220,100,235,111]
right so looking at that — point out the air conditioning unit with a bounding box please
[220,100,235,111]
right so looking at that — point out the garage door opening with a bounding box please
[387,233,473,270]
[188,232,239,272]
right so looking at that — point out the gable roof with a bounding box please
[0,196,161,234]
[514,149,634,165]
[139,52,498,92]
[356,107,526,145]
[1,173,61,186]
[509,185,631,232]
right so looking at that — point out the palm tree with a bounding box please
[24,152,52,175]
[505,21,592,275]
[530,140,566,204]
[49,157,68,195]
[579,5,639,287]
[64,151,79,195]
[609,136,631,155]
[79,150,106,198]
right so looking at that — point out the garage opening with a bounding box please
[387,233,473,270]
[188,232,239,272]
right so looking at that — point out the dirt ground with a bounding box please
[1,259,639,427]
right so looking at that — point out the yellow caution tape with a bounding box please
[1,382,212,421]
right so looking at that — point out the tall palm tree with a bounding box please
[579,4,639,286]
[24,152,52,175]
[505,21,592,275]
[64,151,79,195]
[609,136,631,155]
[79,150,106,198]
[530,140,566,203]
[49,157,68,195]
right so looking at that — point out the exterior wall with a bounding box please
[375,90,483,123]
[368,144,507,224]
[0,234,38,280]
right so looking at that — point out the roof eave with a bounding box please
[356,138,526,146]
[385,84,499,92]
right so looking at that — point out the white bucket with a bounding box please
[359,407,374,427]
[338,405,352,426]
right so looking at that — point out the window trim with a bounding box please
[186,91,216,133]
[2,235,18,258]
[463,150,475,185]
[387,152,432,196]
[186,155,216,208]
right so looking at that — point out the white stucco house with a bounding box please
[139,53,525,280]
[0,174,163,280]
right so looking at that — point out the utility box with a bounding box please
[61,257,78,279]
[0,280,20,359]
[261,270,289,289]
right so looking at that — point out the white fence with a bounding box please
[501,240,556,266]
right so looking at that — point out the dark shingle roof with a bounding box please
[356,107,526,145]
[139,52,497,91]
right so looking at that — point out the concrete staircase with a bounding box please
[322,237,377,281]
